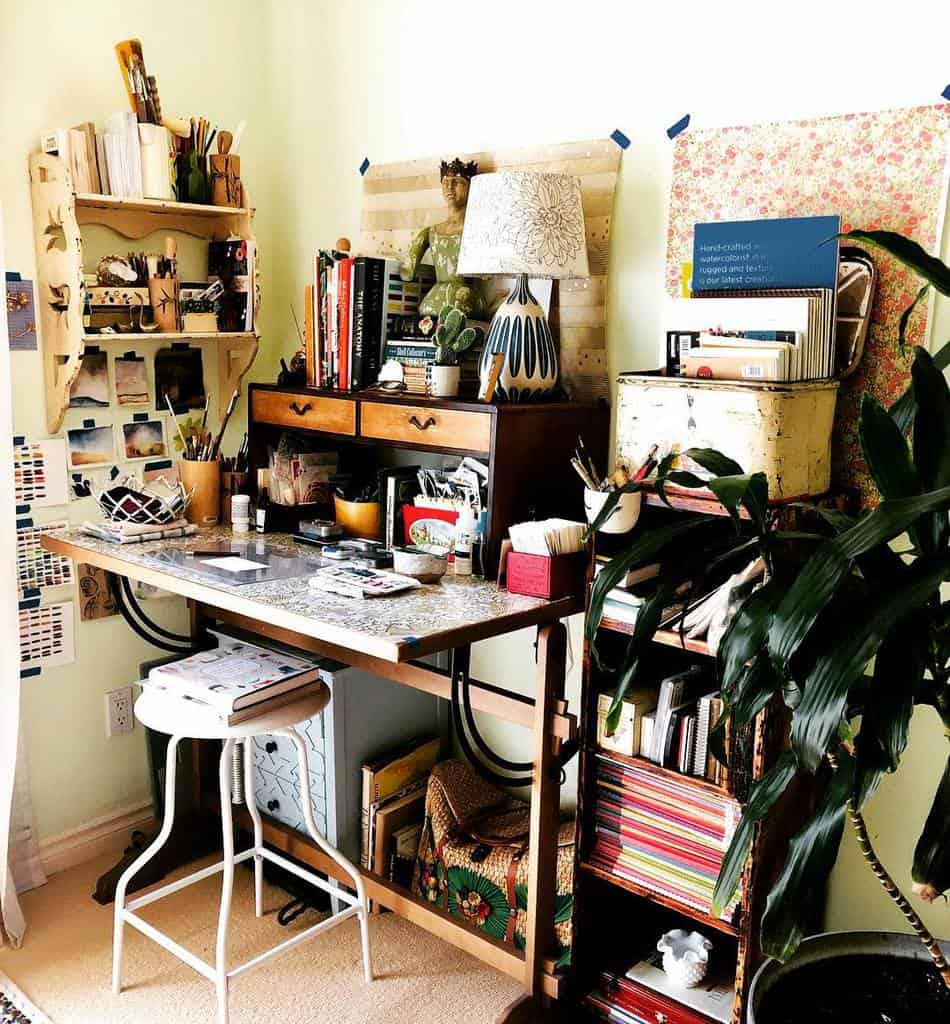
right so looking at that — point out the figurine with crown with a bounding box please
[400,157,489,319]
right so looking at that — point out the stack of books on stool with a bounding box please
[141,638,322,725]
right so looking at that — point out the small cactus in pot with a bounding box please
[430,305,484,397]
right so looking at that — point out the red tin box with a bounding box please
[506,551,588,600]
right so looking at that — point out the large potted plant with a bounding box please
[587,231,950,1021]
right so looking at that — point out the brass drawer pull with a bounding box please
[409,415,437,431]
[289,401,313,416]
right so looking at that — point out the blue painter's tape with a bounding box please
[109,465,120,480]
[359,157,370,176]
[667,113,691,139]
[20,667,42,679]
[16,504,31,515]
[943,83,950,101]
[22,587,41,600]
[83,418,95,428]
[13,435,25,446]
[19,597,41,610]
[16,518,33,529]
[610,128,631,150]
[133,412,149,422]
[144,459,172,472]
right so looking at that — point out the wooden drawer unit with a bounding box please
[251,389,356,436]
[359,400,492,453]
[594,974,719,1024]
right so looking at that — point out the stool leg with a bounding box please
[216,738,236,1024]
[112,734,182,995]
[277,726,373,983]
[243,738,264,917]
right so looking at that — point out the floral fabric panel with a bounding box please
[666,105,950,505]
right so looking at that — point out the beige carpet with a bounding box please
[0,852,522,1023]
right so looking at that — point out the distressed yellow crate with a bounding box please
[616,374,839,501]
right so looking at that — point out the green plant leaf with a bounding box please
[760,753,854,961]
[890,339,950,435]
[768,485,950,672]
[652,450,679,507]
[838,230,950,296]
[897,284,931,351]
[912,753,950,899]
[683,448,744,476]
[790,552,950,771]
[586,517,719,649]
[852,624,923,809]
[713,751,798,916]
[859,392,920,500]
[707,472,768,532]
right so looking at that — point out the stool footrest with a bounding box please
[126,850,256,913]
[122,910,217,982]
[260,848,360,907]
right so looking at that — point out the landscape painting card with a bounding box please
[66,423,116,468]
[122,418,166,461]
[68,348,110,407]
[18,600,75,670]
[665,104,950,505]
[155,345,206,413]
[6,274,37,351]
[13,437,69,507]
[16,518,74,593]
[114,352,149,405]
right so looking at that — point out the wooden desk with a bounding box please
[43,527,579,1020]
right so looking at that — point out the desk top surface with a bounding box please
[44,528,581,663]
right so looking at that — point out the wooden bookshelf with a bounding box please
[29,151,259,432]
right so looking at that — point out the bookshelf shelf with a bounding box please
[598,617,714,657]
[29,150,259,432]
[580,860,740,937]
[83,331,259,342]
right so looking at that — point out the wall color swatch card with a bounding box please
[18,601,75,670]
[13,438,69,507]
[16,519,73,592]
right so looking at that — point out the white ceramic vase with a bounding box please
[479,275,557,401]
[657,929,713,989]
[430,364,461,398]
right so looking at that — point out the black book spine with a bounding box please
[363,257,385,385]
[351,258,367,390]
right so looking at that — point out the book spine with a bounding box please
[337,259,353,391]
[351,258,367,390]
[363,258,385,385]
[384,343,437,360]
[360,764,374,869]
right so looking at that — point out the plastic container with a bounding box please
[231,493,251,534]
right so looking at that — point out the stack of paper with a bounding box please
[103,111,143,199]
[508,518,586,556]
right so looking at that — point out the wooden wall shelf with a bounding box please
[29,151,260,432]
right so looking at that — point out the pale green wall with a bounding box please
[4,0,950,944]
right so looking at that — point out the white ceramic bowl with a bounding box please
[391,546,449,583]
[657,929,713,989]
[583,487,642,534]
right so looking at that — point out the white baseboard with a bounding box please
[39,800,156,876]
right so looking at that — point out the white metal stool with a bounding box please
[112,687,372,1024]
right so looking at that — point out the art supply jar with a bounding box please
[148,276,180,332]
[180,459,221,527]
[231,493,251,534]
[138,124,173,200]
[220,471,249,524]
[210,154,243,208]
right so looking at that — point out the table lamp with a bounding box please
[457,171,589,401]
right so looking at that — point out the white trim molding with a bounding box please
[39,800,155,877]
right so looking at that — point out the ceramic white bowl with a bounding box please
[583,487,641,534]
[391,546,449,583]
[657,929,713,988]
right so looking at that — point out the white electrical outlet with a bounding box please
[105,686,134,736]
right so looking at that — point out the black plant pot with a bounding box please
[748,931,950,1024]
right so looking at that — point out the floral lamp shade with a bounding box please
[458,171,588,401]
[457,171,589,279]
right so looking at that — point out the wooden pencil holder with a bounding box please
[149,277,180,332]
[180,459,221,527]
[210,154,243,208]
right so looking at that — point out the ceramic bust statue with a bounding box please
[400,158,489,319]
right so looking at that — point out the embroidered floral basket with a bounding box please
[413,759,574,967]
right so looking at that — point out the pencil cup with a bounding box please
[210,154,243,208]
[180,459,221,527]
[220,471,249,525]
[138,124,173,200]
[584,487,641,534]
[149,277,180,332]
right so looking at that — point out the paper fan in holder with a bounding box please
[96,474,191,524]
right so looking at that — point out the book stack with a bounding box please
[589,751,742,923]
[140,639,323,725]
[594,558,660,628]
[311,253,434,391]
[44,114,144,199]
[360,736,440,880]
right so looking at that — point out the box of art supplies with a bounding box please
[506,551,588,600]
[616,373,839,501]
[596,689,658,758]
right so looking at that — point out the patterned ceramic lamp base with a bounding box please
[479,275,557,402]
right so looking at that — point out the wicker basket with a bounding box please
[95,476,191,525]
[413,760,574,966]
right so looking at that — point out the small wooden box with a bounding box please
[182,312,218,334]
[616,373,839,501]
[506,551,587,600]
